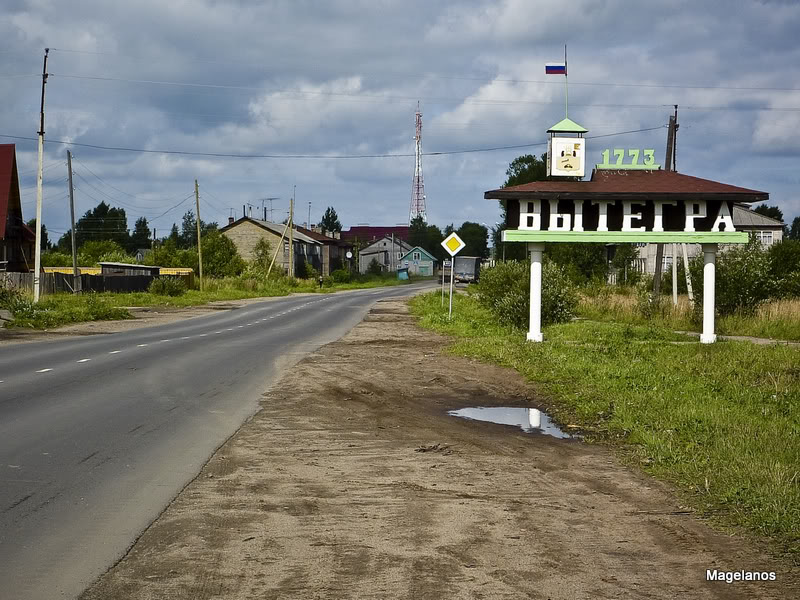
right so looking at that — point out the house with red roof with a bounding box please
[0,145,35,272]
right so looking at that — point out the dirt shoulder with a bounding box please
[81,300,796,600]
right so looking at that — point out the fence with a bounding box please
[1,272,191,294]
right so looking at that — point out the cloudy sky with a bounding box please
[3,0,799,243]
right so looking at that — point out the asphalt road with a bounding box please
[0,283,433,599]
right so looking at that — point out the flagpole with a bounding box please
[564,44,568,119]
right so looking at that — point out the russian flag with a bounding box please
[545,63,566,75]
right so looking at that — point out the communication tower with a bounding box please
[409,102,427,223]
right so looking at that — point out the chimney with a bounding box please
[335,232,340,240]
[228,216,235,225]
[248,206,252,218]
[242,204,246,218]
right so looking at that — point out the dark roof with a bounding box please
[486,169,768,203]
[294,225,350,246]
[340,225,410,243]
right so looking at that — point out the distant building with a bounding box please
[398,246,437,276]
[631,204,785,274]
[0,145,35,272]
[358,236,413,274]
[295,225,352,276]
[220,216,321,275]
[134,248,151,262]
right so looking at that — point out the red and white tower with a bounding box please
[409,102,427,223]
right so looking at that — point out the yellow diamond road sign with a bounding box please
[442,232,465,257]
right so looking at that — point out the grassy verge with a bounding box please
[3,274,427,329]
[579,290,800,341]
[410,291,800,556]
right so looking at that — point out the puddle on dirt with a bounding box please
[448,407,571,439]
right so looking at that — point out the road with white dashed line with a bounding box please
[0,283,433,600]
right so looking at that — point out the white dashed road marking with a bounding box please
[77,359,91,363]
[36,368,53,373]
[109,350,121,354]
[137,344,148,347]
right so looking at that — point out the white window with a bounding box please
[397,252,403,260]
[413,252,421,261]
[753,230,774,246]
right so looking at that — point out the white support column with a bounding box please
[701,243,717,344]
[527,242,544,342]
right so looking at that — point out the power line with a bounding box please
[0,126,666,160]
[46,49,800,93]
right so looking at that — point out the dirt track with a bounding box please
[81,299,796,599]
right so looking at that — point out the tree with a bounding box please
[77,240,128,266]
[610,243,640,285]
[504,152,548,188]
[168,223,180,246]
[319,207,342,233]
[129,217,151,253]
[497,153,549,260]
[26,218,51,251]
[788,216,800,241]
[408,215,445,260]
[180,210,197,249]
[456,222,489,258]
[753,204,784,223]
[72,201,130,249]
[201,230,245,277]
[546,243,608,284]
[408,215,428,249]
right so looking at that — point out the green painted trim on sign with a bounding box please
[502,230,749,243]
[547,117,588,133]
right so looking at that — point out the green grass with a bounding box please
[410,291,800,557]
[579,290,800,341]
[3,274,426,329]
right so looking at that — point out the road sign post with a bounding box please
[441,259,450,306]
[441,233,466,320]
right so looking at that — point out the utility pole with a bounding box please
[66,150,80,293]
[289,187,295,277]
[33,48,49,303]
[653,107,678,297]
[195,179,203,291]
[307,201,311,230]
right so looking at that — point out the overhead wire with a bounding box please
[0,125,666,160]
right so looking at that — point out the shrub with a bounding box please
[148,277,187,297]
[690,238,778,316]
[367,258,383,276]
[331,269,351,283]
[249,238,273,275]
[476,260,577,328]
[636,285,670,321]
[41,251,74,267]
[78,240,127,265]
[84,294,130,320]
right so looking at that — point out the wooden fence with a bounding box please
[1,272,192,294]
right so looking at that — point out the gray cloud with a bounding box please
[3,0,799,238]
